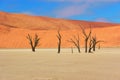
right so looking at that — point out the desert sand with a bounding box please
[0,48,120,80]
[0,11,120,80]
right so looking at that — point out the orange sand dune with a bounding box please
[0,11,120,48]
[0,11,119,30]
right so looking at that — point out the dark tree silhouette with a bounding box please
[80,25,91,53]
[68,34,81,53]
[71,47,73,53]
[57,30,62,53]
[92,36,103,51]
[26,34,40,52]
[98,43,101,49]
[88,35,93,53]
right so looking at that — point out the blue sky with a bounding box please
[0,0,120,23]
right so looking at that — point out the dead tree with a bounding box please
[92,36,103,51]
[98,43,101,49]
[68,34,80,53]
[80,25,91,53]
[26,34,40,52]
[71,47,73,53]
[57,30,62,53]
[88,35,93,53]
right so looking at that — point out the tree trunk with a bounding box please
[32,47,35,52]
[93,47,95,51]
[58,45,60,53]
[58,40,61,53]
[98,43,100,49]
[71,47,73,53]
[85,39,88,53]
[93,44,95,51]
[88,47,92,53]
[77,47,80,53]
[31,44,35,52]
[78,48,80,53]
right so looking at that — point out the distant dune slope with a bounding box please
[0,11,120,48]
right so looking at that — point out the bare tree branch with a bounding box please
[26,34,40,52]
[88,35,93,53]
[92,35,104,51]
[79,24,92,53]
[57,30,62,53]
[68,34,80,53]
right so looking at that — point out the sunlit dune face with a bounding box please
[0,26,120,48]
[0,12,120,48]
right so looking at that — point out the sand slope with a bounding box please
[0,11,120,48]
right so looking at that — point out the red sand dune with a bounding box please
[0,11,120,48]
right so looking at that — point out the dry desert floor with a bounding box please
[0,48,120,80]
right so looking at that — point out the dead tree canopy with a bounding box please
[80,25,91,53]
[92,36,104,51]
[26,34,40,52]
[57,30,62,53]
[68,34,81,53]
[88,35,104,53]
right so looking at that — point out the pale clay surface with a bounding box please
[0,48,120,80]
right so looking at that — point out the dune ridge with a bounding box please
[0,11,120,48]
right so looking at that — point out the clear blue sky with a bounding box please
[0,0,120,23]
